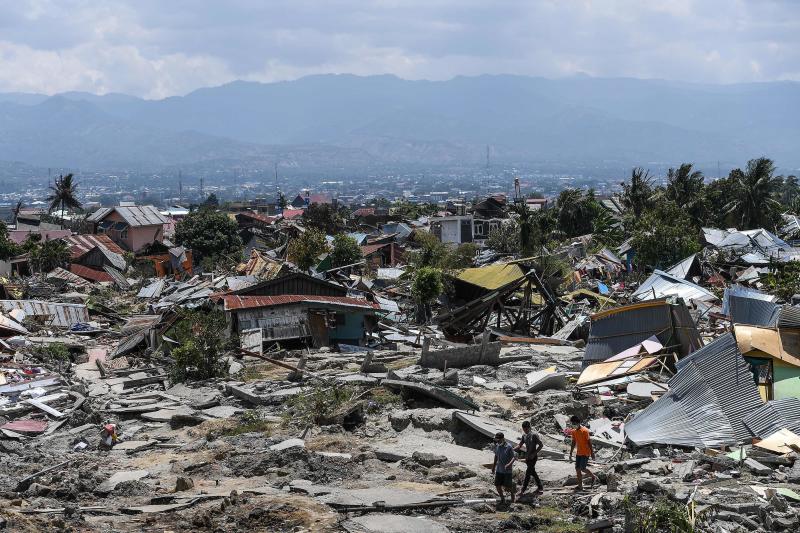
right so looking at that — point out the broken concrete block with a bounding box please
[411,451,447,468]
[96,470,148,494]
[637,478,664,494]
[269,438,305,452]
[745,458,773,476]
[389,410,412,432]
[174,476,194,492]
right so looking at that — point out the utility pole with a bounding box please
[178,170,182,205]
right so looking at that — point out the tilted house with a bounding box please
[86,204,167,253]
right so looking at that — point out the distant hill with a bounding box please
[1,74,798,170]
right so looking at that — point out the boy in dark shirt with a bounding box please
[514,420,544,498]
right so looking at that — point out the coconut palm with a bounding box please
[47,173,82,228]
[620,167,654,217]
[724,157,783,230]
[664,163,707,225]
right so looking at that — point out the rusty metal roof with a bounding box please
[68,264,114,283]
[222,294,380,311]
[0,299,89,328]
[65,234,125,257]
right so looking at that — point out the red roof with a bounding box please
[237,211,277,225]
[222,294,380,311]
[361,243,388,256]
[282,209,304,220]
[9,229,72,245]
[352,207,375,217]
[65,234,125,258]
[309,193,332,204]
[69,263,114,283]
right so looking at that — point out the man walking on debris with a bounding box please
[568,415,597,490]
[515,420,544,498]
[492,432,516,503]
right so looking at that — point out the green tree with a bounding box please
[760,261,800,301]
[592,208,624,248]
[175,207,243,265]
[664,163,708,225]
[0,222,20,261]
[486,221,520,254]
[303,202,341,234]
[724,157,783,230]
[620,167,655,217]
[169,309,229,382]
[287,228,328,271]
[631,202,701,270]
[412,266,444,323]
[779,175,799,206]
[330,234,363,268]
[46,173,82,227]
[28,238,70,273]
[203,193,219,207]
[555,188,600,238]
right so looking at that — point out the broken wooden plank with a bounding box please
[25,398,65,418]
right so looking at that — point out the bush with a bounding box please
[169,310,230,382]
[330,234,363,268]
[283,384,359,427]
[287,229,328,271]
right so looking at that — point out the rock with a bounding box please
[744,457,773,476]
[25,483,51,497]
[787,461,800,484]
[637,478,664,494]
[96,470,149,494]
[641,461,672,475]
[175,476,194,492]
[427,465,476,482]
[373,448,408,462]
[716,511,760,530]
[389,410,411,432]
[672,460,696,482]
[269,438,305,451]
[412,451,448,468]
[605,473,619,492]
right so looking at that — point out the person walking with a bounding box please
[492,432,516,503]
[568,415,597,490]
[514,420,543,498]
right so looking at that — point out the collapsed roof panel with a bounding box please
[626,333,764,447]
[631,269,715,303]
[584,299,702,365]
[742,397,800,439]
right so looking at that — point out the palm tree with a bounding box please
[46,173,82,228]
[620,167,655,217]
[665,163,708,225]
[12,200,23,225]
[724,157,783,230]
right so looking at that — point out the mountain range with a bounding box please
[0,74,798,171]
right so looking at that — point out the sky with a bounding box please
[0,0,798,99]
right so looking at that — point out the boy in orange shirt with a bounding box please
[568,415,597,490]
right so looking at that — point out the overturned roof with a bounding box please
[455,263,525,291]
[222,294,380,311]
[0,300,89,328]
[87,205,167,227]
[632,269,715,303]
[734,324,800,367]
[723,286,781,327]
[625,333,764,448]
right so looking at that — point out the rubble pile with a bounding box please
[1,201,800,532]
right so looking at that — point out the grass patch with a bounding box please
[365,386,402,409]
[197,411,275,438]
[386,356,418,370]
[283,384,360,427]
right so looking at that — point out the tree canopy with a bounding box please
[175,208,243,265]
[330,234,363,268]
[302,202,341,234]
[631,201,701,270]
[287,229,328,271]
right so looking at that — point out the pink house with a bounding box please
[87,204,167,253]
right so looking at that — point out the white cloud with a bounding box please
[0,0,798,97]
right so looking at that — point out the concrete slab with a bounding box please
[318,486,438,507]
[201,405,241,419]
[346,514,450,533]
[95,470,148,494]
[269,438,305,451]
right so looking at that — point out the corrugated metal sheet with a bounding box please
[456,263,525,291]
[47,267,91,288]
[722,286,777,315]
[0,300,89,328]
[728,295,781,326]
[103,265,131,290]
[665,254,699,279]
[137,279,166,299]
[223,294,380,311]
[626,334,764,447]
[65,234,125,257]
[584,300,702,363]
[742,398,800,438]
[632,269,715,303]
[68,264,114,283]
[87,205,167,227]
[778,306,800,328]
